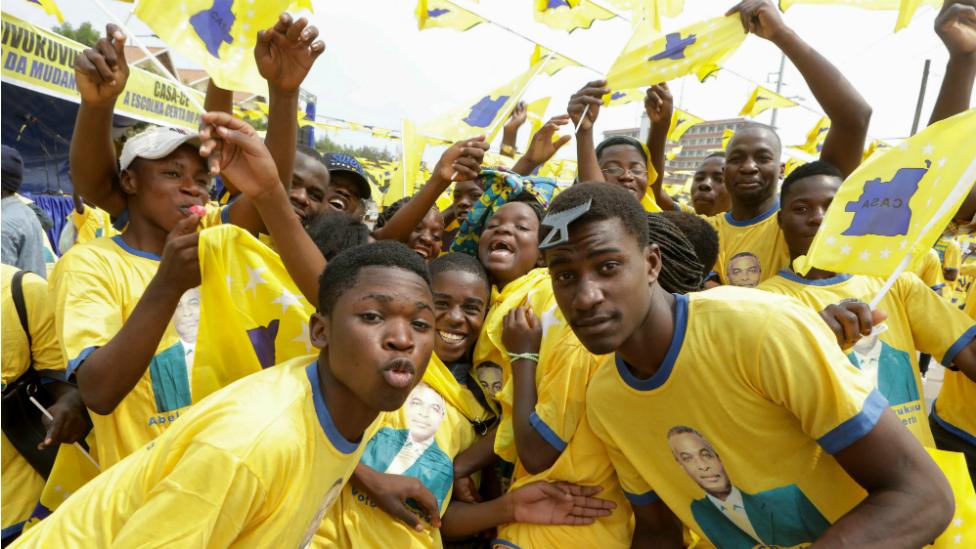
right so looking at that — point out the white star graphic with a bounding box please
[897,141,909,151]
[826,236,837,245]
[272,288,302,315]
[292,322,312,353]
[859,250,870,261]
[953,517,962,527]
[899,240,908,249]
[244,266,267,296]
[938,157,947,168]
[954,533,962,544]
[880,249,891,259]
[922,144,934,155]
[841,244,852,255]
[540,306,562,337]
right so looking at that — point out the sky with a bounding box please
[6,0,971,164]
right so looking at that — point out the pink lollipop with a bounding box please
[188,205,206,217]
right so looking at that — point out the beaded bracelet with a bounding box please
[507,352,540,363]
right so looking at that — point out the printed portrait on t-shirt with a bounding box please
[727,252,761,288]
[667,425,829,549]
[474,362,504,399]
[148,287,200,413]
[849,334,918,406]
[360,383,455,511]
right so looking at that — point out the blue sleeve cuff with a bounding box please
[624,489,660,505]
[219,204,231,224]
[817,389,888,454]
[930,283,946,292]
[111,208,129,231]
[941,324,976,366]
[65,346,98,379]
[528,411,567,453]
[705,271,719,283]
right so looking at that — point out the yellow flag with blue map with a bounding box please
[23,436,100,531]
[193,225,316,400]
[134,0,313,95]
[533,0,618,32]
[604,14,746,101]
[668,108,704,141]
[797,116,831,155]
[530,44,580,76]
[416,0,485,31]
[794,109,976,278]
[526,96,551,137]
[607,88,645,106]
[779,0,939,31]
[739,85,798,118]
[385,118,428,207]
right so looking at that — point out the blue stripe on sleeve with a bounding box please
[817,389,888,454]
[529,411,567,453]
[219,204,231,224]
[624,489,660,506]
[940,324,976,367]
[931,401,976,446]
[65,346,98,379]
[490,539,522,549]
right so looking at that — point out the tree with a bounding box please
[53,21,100,47]
[314,134,395,163]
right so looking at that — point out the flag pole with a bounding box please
[29,396,101,471]
[89,0,206,113]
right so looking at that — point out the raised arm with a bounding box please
[816,409,954,547]
[501,101,527,159]
[929,1,976,124]
[729,0,872,177]
[511,115,573,176]
[644,84,675,212]
[372,138,487,243]
[70,23,129,216]
[568,80,609,183]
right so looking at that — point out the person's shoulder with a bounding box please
[691,285,799,312]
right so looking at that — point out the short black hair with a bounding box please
[296,144,324,162]
[306,211,370,261]
[375,196,410,229]
[595,136,648,164]
[660,210,719,282]
[730,123,782,157]
[780,160,843,202]
[543,182,648,249]
[702,151,725,161]
[317,240,431,315]
[430,252,491,297]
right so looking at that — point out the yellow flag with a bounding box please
[862,139,894,162]
[23,437,100,530]
[25,0,64,23]
[193,225,316,400]
[416,0,485,31]
[607,88,645,106]
[784,157,804,178]
[738,85,798,118]
[926,447,976,548]
[604,0,684,31]
[526,96,552,137]
[721,128,735,150]
[533,0,617,32]
[386,118,428,207]
[134,0,310,95]
[420,66,538,143]
[668,108,704,142]
[797,116,831,155]
[793,109,976,278]
[779,0,939,31]
[666,146,682,161]
[530,44,581,76]
[604,14,746,101]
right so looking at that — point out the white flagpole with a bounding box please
[29,396,101,471]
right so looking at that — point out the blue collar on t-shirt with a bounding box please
[305,361,359,454]
[724,199,780,227]
[777,268,853,286]
[615,293,689,391]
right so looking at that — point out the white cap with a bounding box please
[119,126,201,171]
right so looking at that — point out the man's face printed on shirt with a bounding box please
[405,382,446,442]
[669,430,731,500]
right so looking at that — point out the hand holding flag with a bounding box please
[199,112,281,195]
[935,0,976,58]
[568,79,609,132]
[727,0,791,43]
[517,115,573,171]
[255,13,326,94]
[432,137,489,185]
[644,83,674,128]
[74,24,129,108]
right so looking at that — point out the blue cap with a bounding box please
[323,152,371,201]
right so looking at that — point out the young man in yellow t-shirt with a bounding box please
[540,181,954,548]
[757,160,976,447]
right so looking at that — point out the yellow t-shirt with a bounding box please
[947,263,976,310]
[913,248,945,292]
[68,204,118,246]
[10,357,371,548]
[493,309,633,549]
[1,265,64,533]
[586,288,884,549]
[705,204,790,287]
[317,354,481,548]
[935,282,976,447]
[935,236,962,275]
[759,271,976,447]
[49,205,226,467]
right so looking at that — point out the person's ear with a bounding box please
[119,168,138,195]
[309,312,330,349]
[779,162,785,179]
[534,250,546,269]
[645,243,662,287]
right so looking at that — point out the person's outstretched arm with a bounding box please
[511,115,572,176]
[929,1,976,125]
[568,80,609,183]
[501,101,527,159]
[644,84,675,212]
[728,0,872,177]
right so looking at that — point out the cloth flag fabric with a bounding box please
[666,146,683,161]
[529,44,580,76]
[668,108,704,142]
[416,0,486,31]
[533,0,618,32]
[793,109,976,278]
[926,447,976,548]
[385,118,428,207]
[604,14,746,101]
[607,88,645,106]
[779,0,939,31]
[525,96,552,138]
[863,139,893,162]
[738,85,798,118]
[25,0,64,23]
[420,66,538,143]
[192,225,316,400]
[798,116,831,155]
[23,437,100,530]
[721,128,734,150]
[603,0,684,31]
[133,0,313,95]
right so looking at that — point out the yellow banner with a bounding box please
[1,12,204,130]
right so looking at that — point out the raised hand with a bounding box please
[936,0,976,59]
[504,101,529,134]
[255,13,326,93]
[433,136,489,184]
[502,306,542,357]
[38,388,89,450]
[568,80,608,132]
[355,467,441,531]
[157,214,203,295]
[521,115,572,168]
[198,112,281,197]
[644,83,673,126]
[727,0,790,43]
[819,299,888,349]
[75,23,129,107]
[510,482,616,526]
